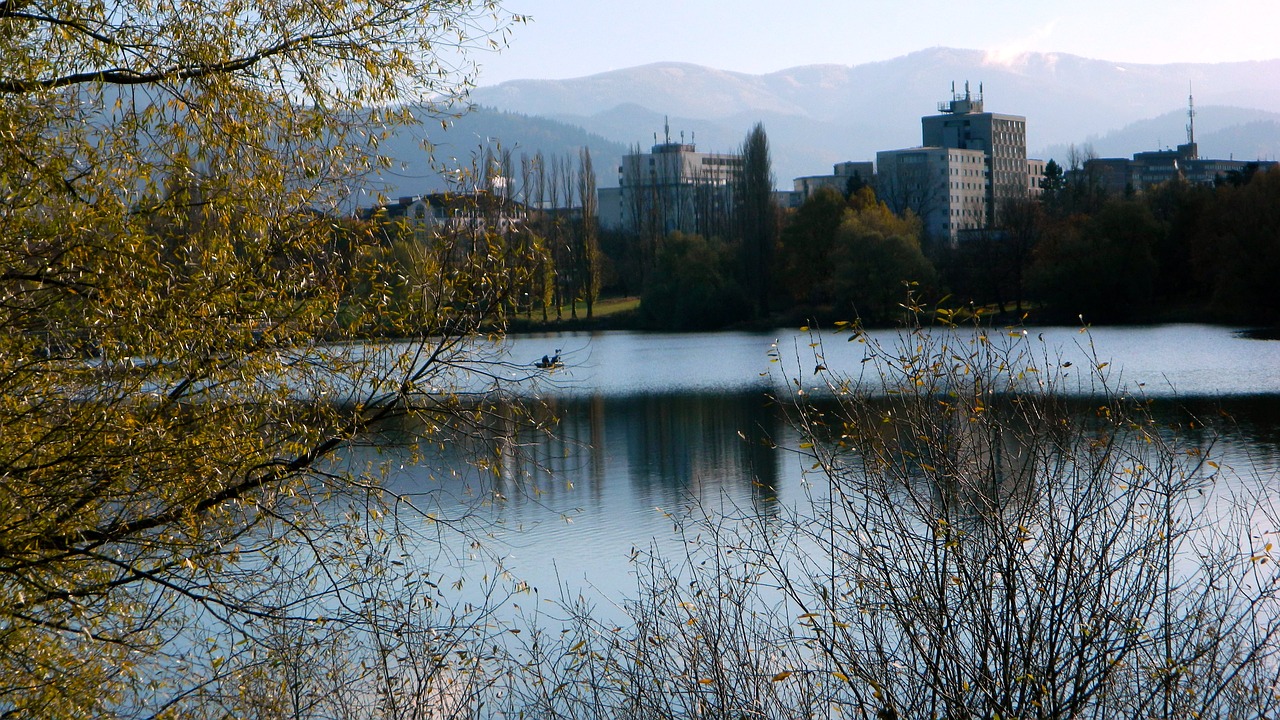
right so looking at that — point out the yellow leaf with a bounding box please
[698,678,714,685]
[772,671,792,682]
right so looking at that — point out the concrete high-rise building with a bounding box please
[921,82,1032,223]
[877,83,1043,243]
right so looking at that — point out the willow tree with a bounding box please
[0,2,535,718]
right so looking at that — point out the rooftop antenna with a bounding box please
[1187,84,1197,146]
[979,81,983,97]
[680,130,685,144]
[965,80,970,98]
[664,116,671,144]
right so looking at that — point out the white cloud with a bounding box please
[983,19,1061,68]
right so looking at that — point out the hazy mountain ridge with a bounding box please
[466,48,1280,185]
[1040,106,1280,163]
[361,48,1280,197]
[351,106,629,203]
[474,48,1280,125]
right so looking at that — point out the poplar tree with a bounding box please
[577,147,601,319]
[736,122,777,319]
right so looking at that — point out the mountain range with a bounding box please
[361,47,1280,198]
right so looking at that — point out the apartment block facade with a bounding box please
[876,147,988,239]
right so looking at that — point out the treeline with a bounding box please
[343,146,605,332]
[613,153,936,330]
[944,160,1280,325]
[349,131,1280,333]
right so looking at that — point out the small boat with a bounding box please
[534,350,562,369]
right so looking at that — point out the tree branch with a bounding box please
[0,30,343,94]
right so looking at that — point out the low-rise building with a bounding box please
[793,161,875,202]
[358,192,526,241]
[599,120,741,236]
[1084,95,1278,193]
[1087,142,1278,194]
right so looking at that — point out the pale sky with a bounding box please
[472,0,1280,86]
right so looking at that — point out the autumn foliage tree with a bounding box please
[827,191,934,323]
[0,1,535,717]
[777,186,848,306]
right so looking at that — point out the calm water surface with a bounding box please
[495,324,1280,398]
[354,325,1280,611]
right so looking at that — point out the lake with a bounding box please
[346,324,1280,613]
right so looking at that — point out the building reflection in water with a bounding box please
[341,390,792,603]
[339,389,1280,610]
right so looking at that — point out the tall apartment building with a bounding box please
[877,83,1043,242]
[597,120,742,236]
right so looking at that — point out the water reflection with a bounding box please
[341,391,794,602]
[603,393,781,515]
[341,389,1280,610]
